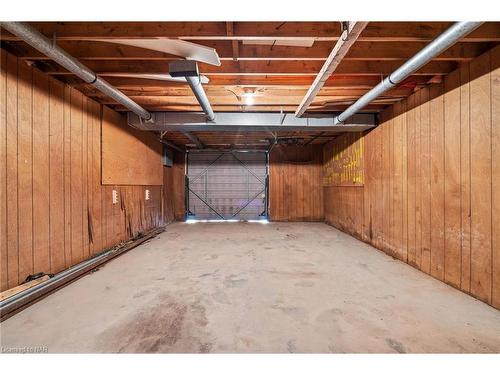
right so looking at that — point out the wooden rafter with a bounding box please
[9,40,489,62]
[40,60,457,76]
[225,22,239,61]
[1,22,499,42]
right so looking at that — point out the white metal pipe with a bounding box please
[334,21,483,124]
[186,76,215,121]
[1,22,152,122]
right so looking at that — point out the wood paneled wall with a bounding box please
[324,186,365,238]
[0,50,164,292]
[269,145,323,221]
[323,46,500,309]
[163,150,186,222]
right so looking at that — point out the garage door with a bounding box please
[186,151,268,221]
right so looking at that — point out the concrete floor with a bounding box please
[1,222,499,353]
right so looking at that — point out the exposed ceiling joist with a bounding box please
[1,22,499,42]
[9,40,489,62]
[295,22,368,117]
[182,131,205,149]
[226,22,239,61]
[40,59,456,76]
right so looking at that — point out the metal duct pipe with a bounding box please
[1,22,152,122]
[334,21,483,124]
[186,76,215,121]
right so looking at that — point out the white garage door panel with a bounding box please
[187,151,268,220]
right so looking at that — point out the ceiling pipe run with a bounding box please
[185,76,215,122]
[333,21,483,124]
[1,22,152,123]
[168,60,215,122]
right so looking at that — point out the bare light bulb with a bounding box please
[244,94,255,106]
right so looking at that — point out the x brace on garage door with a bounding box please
[186,150,268,221]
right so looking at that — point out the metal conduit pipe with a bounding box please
[186,76,215,121]
[0,228,164,320]
[1,22,152,122]
[333,21,483,124]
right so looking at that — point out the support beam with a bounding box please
[2,22,499,42]
[10,40,488,62]
[128,111,376,132]
[295,22,368,117]
[39,59,457,76]
[182,131,205,149]
[226,22,239,61]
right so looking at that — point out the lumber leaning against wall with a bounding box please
[323,45,500,310]
[0,49,164,292]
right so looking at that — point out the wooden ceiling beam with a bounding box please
[6,40,492,62]
[226,22,239,61]
[41,59,457,76]
[109,104,386,112]
[77,85,414,99]
[60,74,430,88]
[96,95,403,106]
[1,22,499,42]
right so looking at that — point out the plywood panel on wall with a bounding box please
[0,50,164,292]
[324,46,500,310]
[101,107,162,186]
[269,145,323,221]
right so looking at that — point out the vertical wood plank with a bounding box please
[70,89,83,265]
[444,69,462,288]
[420,87,432,274]
[82,98,89,259]
[17,61,33,282]
[460,63,472,293]
[63,85,72,268]
[381,111,390,252]
[407,94,417,266]
[401,101,408,263]
[48,78,65,273]
[0,50,8,290]
[414,90,423,269]
[491,46,500,309]
[32,69,50,275]
[469,51,492,304]
[387,108,397,254]
[91,101,103,254]
[5,53,18,288]
[430,83,445,281]
[393,102,403,260]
